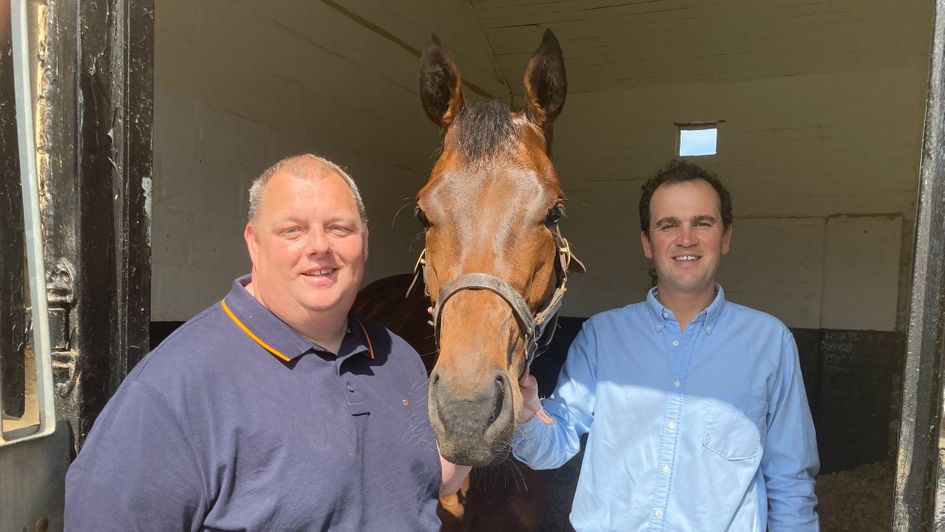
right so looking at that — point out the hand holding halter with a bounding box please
[518,367,553,425]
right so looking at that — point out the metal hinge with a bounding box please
[46,258,78,397]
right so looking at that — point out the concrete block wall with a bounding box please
[553,66,928,331]
[153,0,932,337]
[152,0,507,320]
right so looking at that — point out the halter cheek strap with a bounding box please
[410,227,583,375]
[433,273,539,372]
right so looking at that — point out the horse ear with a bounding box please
[419,34,465,128]
[524,30,567,148]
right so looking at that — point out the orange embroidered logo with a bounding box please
[402,399,409,407]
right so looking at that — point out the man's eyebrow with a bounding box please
[693,214,719,223]
[266,215,306,230]
[654,217,681,227]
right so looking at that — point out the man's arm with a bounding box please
[438,450,472,497]
[65,379,206,531]
[761,330,820,531]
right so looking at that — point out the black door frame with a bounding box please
[893,0,945,529]
[35,0,153,450]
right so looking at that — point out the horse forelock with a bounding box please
[445,99,524,165]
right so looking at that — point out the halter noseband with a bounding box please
[409,227,584,376]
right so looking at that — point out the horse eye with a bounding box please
[545,204,564,226]
[415,206,431,228]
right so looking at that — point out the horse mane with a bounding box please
[447,99,519,164]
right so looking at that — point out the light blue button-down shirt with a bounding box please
[513,286,819,531]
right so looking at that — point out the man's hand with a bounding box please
[438,447,472,497]
[518,368,552,425]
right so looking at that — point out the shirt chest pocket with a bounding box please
[702,400,766,460]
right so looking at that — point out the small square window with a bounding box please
[677,126,718,157]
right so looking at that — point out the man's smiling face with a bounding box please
[244,167,368,324]
[641,178,732,301]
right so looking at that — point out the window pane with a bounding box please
[679,128,717,156]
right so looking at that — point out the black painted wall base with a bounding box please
[150,318,903,475]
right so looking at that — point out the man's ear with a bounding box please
[362,226,370,261]
[721,225,733,255]
[244,223,259,265]
[641,230,654,259]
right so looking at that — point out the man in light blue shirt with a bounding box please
[514,159,819,531]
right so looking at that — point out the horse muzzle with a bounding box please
[428,365,517,467]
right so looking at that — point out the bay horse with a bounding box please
[355,29,582,529]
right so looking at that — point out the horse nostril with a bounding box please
[489,373,508,425]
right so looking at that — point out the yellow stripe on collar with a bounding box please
[357,319,376,360]
[221,299,292,362]
[222,299,375,361]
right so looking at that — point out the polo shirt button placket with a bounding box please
[342,377,370,415]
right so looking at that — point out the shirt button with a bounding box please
[662,311,668,318]
[661,465,671,474]
[654,509,664,518]
[705,326,712,332]
[671,340,679,347]
[673,379,681,388]
[346,382,355,392]
[667,421,676,431]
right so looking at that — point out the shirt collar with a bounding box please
[645,284,727,335]
[702,285,726,334]
[221,275,374,362]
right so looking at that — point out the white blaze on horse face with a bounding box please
[642,179,731,307]
[245,169,367,332]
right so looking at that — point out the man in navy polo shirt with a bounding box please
[65,154,468,530]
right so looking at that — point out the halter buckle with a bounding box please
[406,249,426,299]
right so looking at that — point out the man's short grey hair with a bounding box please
[247,154,368,226]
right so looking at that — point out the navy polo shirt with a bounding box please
[65,276,441,531]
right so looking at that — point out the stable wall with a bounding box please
[152,0,507,320]
[549,40,929,334]
[153,0,932,337]
[554,67,925,331]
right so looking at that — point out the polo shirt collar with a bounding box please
[221,275,374,362]
[336,317,376,362]
[645,284,727,334]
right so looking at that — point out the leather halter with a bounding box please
[408,227,585,376]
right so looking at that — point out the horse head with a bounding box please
[416,30,582,466]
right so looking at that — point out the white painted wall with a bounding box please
[152,0,506,320]
[552,65,927,331]
[153,1,931,333]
